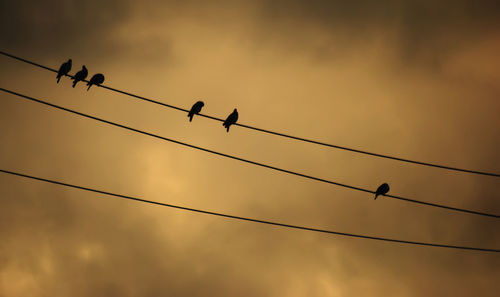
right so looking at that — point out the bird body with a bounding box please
[223,109,238,132]
[72,65,88,88]
[188,101,204,122]
[56,59,72,83]
[375,183,390,200]
[87,73,105,91]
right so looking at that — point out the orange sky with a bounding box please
[1,1,499,296]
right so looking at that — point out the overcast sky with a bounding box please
[1,1,499,296]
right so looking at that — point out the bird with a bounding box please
[223,108,238,132]
[72,65,88,88]
[56,59,72,83]
[188,101,204,122]
[87,73,105,91]
[374,183,390,200]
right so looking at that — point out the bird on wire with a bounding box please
[87,73,105,91]
[72,65,88,88]
[188,100,204,122]
[375,183,390,200]
[56,59,72,83]
[223,108,238,132]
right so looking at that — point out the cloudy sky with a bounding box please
[1,0,499,296]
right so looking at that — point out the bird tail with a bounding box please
[374,194,379,200]
[87,84,92,91]
[226,125,230,132]
[72,79,77,88]
[57,75,61,83]
[189,113,194,122]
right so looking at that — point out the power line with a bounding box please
[2,87,498,219]
[1,51,498,178]
[0,168,498,253]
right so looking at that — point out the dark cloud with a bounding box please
[257,0,500,66]
[3,0,499,66]
[0,0,132,56]
[260,0,500,29]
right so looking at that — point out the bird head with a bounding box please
[234,108,237,112]
[68,59,72,64]
[83,65,87,70]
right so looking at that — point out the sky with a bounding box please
[1,0,499,296]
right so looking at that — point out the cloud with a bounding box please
[0,0,132,56]
[3,0,498,67]
[256,0,500,67]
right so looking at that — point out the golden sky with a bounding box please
[1,0,499,296]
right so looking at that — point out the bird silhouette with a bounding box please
[188,101,204,122]
[374,183,390,200]
[72,65,88,88]
[56,59,72,83]
[87,73,105,91]
[223,109,238,132]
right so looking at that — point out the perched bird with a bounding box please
[223,108,238,132]
[188,101,204,122]
[56,59,72,83]
[72,65,88,88]
[374,183,390,200]
[87,73,105,91]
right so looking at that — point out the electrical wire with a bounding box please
[1,87,498,219]
[0,168,498,252]
[1,50,498,178]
